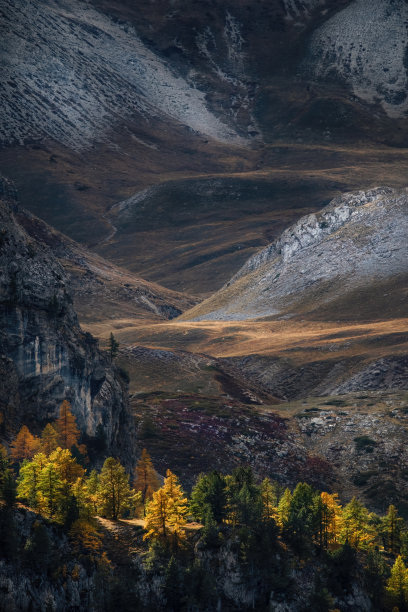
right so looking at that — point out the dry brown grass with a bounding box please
[85,316,408,365]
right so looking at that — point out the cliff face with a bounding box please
[0,190,136,466]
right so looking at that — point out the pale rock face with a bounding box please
[189,187,408,321]
[0,193,135,466]
[306,0,408,118]
[283,0,326,20]
[0,0,243,148]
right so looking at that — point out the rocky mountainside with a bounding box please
[0,0,246,149]
[304,0,408,119]
[4,0,406,150]
[185,187,408,321]
[12,200,197,324]
[0,189,136,467]
[2,0,408,296]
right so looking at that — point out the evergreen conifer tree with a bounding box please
[109,333,119,361]
[190,471,227,524]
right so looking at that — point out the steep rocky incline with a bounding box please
[13,203,197,324]
[185,187,408,321]
[0,0,246,149]
[0,194,136,467]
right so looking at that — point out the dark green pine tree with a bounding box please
[163,555,183,612]
[25,520,51,570]
[282,482,318,554]
[109,332,119,361]
[190,470,227,524]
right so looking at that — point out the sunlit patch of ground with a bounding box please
[86,316,408,363]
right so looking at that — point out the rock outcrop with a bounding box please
[305,0,408,119]
[185,187,408,321]
[0,189,136,467]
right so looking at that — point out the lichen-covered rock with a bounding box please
[0,194,136,467]
[305,0,408,119]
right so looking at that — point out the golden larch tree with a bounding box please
[261,478,278,522]
[55,400,80,450]
[98,457,134,520]
[49,448,85,484]
[163,469,188,542]
[276,488,292,528]
[10,425,39,463]
[386,555,408,610]
[144,488,170,541]
[339,497,374,549]
[40,423,59,456]
[134,448,160,516]
[144,469,188,548]
[320,492,342,547]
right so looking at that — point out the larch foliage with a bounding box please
[386,555,408,610]
[55,400,80,450]
[69,518,103,561]
[276,488,292,528]
[382,504,404,555]
[340,497,374,549]
[10,425,39,463]
[49,447,85,484]
[17,452,48,508]
[261,478,278,522]
[72,469,100,519]
[144,469,188,547]
[98,457,133,520]
[134,448,160,515]
[37,462,64,518]
[320,492,342,547]
[163,469,188,540]
[40,423,59,456]
[144,488,170,541]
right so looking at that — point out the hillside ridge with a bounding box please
[184,186,408,321]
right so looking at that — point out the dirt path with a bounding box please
[96,517,145,565]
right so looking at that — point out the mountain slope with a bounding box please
[184,187,408,321]
[2,0,408,298]
[305,0,408,119]
[0,0,246,149]
[12,199,197,324]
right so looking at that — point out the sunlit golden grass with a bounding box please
[84,316,408,363]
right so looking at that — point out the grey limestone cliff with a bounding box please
[0,188,136,467]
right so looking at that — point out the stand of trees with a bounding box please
[2,404,408,610]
